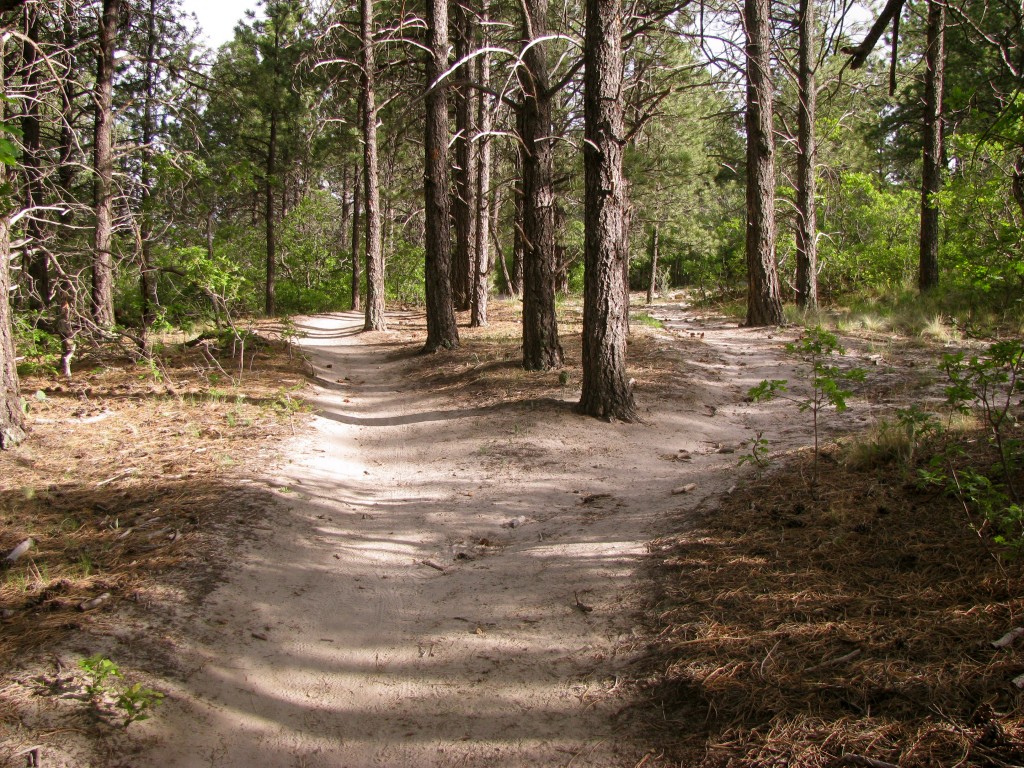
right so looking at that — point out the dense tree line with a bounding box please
[1,0,1022,446]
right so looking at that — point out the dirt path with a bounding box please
[128,308,852,767]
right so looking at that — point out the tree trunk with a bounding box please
[452,2,477,313]
[423,0,460,352]
[265,104,278,316]
[518,0,563,370]
[361,0,386,331]
[0,43,23,449]
[21,6,48,308]
[646,225,659,305]
[511,159,524,297]
[918,0,944,293]
[92,0,119,327]
[579,0,637,421]
[0,213,22,449]
[471,6,492,328]
[351,159,362,312]
[743,0,784,326]
[795,0,818,309]
[139,0,160,351]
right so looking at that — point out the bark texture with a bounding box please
[0,114,25,448]
[578,0,637,422]
[139,0,160,346]
[743,0,784,326]
[518,0,562,370]
[471,9,492,328]
[511,159,524,297]
[422,0,460,352]
[361,0,386,331]
[795,0,818,309]
[22,7,48,308]
[452,3,477,312]
[265,104,278,316]
[918,0,944,293]
[92,0,119,327]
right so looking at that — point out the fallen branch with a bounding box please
[992,627,1024,649]
[79,593,111,612]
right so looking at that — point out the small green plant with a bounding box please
[630,312,665,329]
[749,327,865,478]
[845,407,941,471]
[738,431,771,469]
[137,357,163,383]
[279,317,306,357]
[77,552,94,577]
[887,406,941,466]
[941,340,1024,504]
[79,655,122,698]
[78,655,165,728]
[116,683,165,727]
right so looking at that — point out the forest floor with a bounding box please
[1,297,1022,767]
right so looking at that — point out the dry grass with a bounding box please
[635,432,1024,767]
[0,329,310,663]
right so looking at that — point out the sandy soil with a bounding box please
[122,307,873,767]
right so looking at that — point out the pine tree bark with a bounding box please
[0,213,22,449]
[265,104,278,316]
[452,2,477,312]
[511,156,524,297]
[795,0,818,309]
[92,0,119,327]
[0,45,24,449]
[743,0,784,326]
[471,5,492,328]
[139,0,160,349]
[361,0,386,331]
[423,0,460,352]
[918,0,944,292]
[351,159,362,312]
[579,0,636,421]
[518,0,562,370]
[21,6,48,308]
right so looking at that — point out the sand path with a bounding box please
[132,308,843,767]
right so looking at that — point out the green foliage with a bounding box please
[0,112,20,169]
[276,192,352,314]
[889,406,941,465]
[940,135,1024,308]
[13,315,60,377]
[738,431,771,469]
[941,340,1024,503]
[78,655,165,728]
[386,240,426,305]
[116,683,165,727]
[817,172,918,297]
[78,655,122,698]
[749,328,866,473]
[630,312,664,329]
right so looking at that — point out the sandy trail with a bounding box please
[131,308,835,767]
